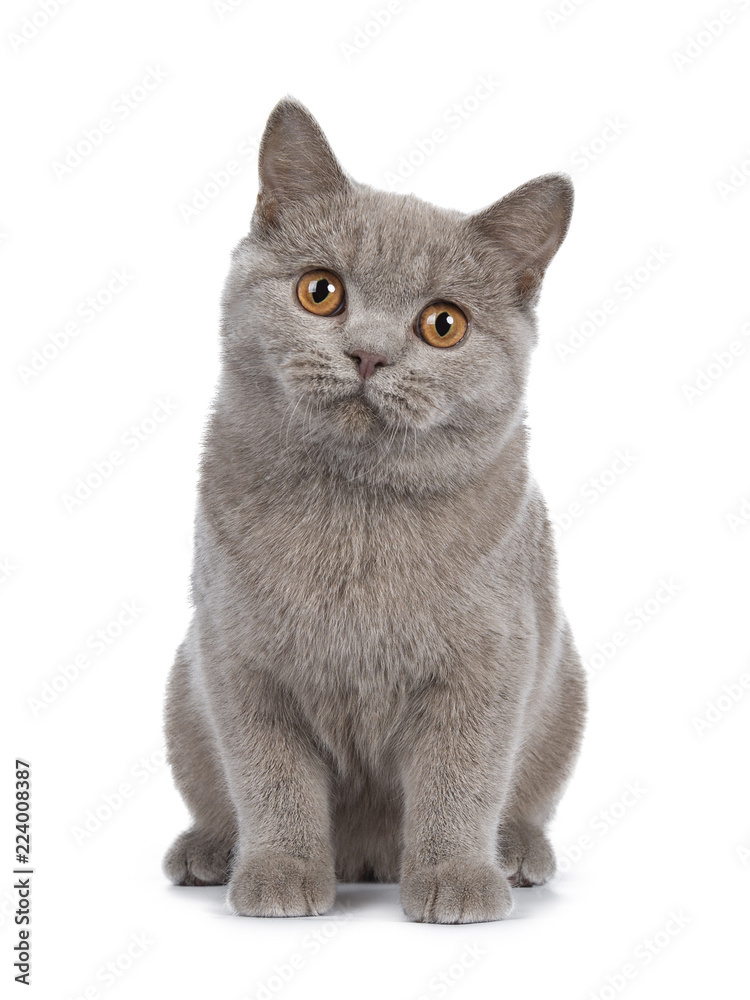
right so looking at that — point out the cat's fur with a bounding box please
[163,97,586,923]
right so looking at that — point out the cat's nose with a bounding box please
[348,349,389,380]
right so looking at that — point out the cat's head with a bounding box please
[220,98,572,489]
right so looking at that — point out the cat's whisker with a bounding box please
[348,418,401,482]
[396,422,410,468]
[281,394,304,453]
[299,396,326,469]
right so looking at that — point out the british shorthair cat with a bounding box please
[163,97,586,923]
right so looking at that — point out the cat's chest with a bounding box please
[211,478,484,675]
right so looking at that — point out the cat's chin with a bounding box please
[327,394,381,436]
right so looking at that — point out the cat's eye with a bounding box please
[296,269,345,316]
[417,302,468,348]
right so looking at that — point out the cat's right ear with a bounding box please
[255,98,350,226]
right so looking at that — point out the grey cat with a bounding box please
[163,97,586,924]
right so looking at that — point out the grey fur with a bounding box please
[163,97,586,923]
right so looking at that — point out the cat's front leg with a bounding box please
[210,668,336,917]
[399,678,515,924]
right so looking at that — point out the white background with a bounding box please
[3,0,749,997]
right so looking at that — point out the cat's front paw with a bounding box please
[227,851,336,917]
[401,859,513,924]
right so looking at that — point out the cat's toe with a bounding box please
[163,827,233,886]
[401,860,513,924]
[227,852,336,917]
[500,823,556,887]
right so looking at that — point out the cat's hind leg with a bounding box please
[499,820,557,888]
[163,827,233,887]
[499,644,586,888]
[163,642,237,886]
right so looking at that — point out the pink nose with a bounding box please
[349,350,389,380]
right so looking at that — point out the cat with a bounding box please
[163,97,586,924]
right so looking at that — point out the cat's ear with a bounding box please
[256,97,350,225]
[468,174,573,306]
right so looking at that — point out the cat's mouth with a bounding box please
[323,379,439,436]
[303,373,412,437]
[287,366,441,436]
[329,387,382,433]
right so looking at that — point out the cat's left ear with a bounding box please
[467,174,573,306]
[255,97,350,226]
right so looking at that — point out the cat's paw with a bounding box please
[401,859,513,924]
[499,822,556,887]
[227,852,336,917]
[163,827,233,886]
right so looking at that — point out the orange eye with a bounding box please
[296,269,345,316]
[417,302,468,348]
